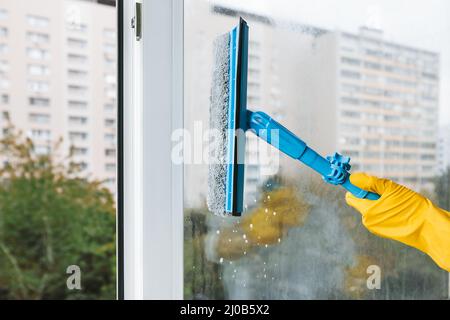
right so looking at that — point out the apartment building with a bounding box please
[0,0,117,192]
[305,27,440,190]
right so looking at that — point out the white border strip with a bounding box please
[123,0,184,300]
[123,0,144,299]
[171,0,184,300]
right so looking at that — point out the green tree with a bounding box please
[433,167,450,211]
[184,208,225,299]
[0,125,116,299]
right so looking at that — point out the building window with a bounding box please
[104,177,116,187]
[72,147,88,156]
[29,113,50,124]
[105,148,116,157]
[422,72,438,81]
[34,145,51,155]
[67,22,88,33]
[0,9,7,20]
[103,43,115,54]
[26,31,50,44]
[104,103,115,111]
[341,69,361,79]
[68,116,88,125]
[341,97,360,105]
[104,57,115,68]
[0,60,8,73]
[341,110,361,119]
[75,161,89,171]
[29,97,50,107]
[104,133,115,142]
[103,28,116,40]
[26,15,49,28]
[104,118,115,127]
[29,129,51,141]
[67,37,88,49]
[68,100,88,109]
[67,53,88,64]
[28,64,50,76]
[0,44,9,55]
[341,57,360,66]
[69,131,88,141]
[0,94,8,105]
[28,80,49,93]
[27,47,50,60]
[68,69,88,80]
[105,163,116,172]
[0,78,9,89]
[68,85,88,95]
[0,27,7,37]
[105,88,116,99]
[104,73,116,85]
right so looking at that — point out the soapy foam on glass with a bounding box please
[207,33,230,216]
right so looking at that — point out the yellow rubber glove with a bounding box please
[345,172,450,272]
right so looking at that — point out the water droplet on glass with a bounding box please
[219,257,224,264]
[216,230,220,234]
[243,234,246,239]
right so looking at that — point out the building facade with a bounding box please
[0,0,117,192]
[334,27,440,190]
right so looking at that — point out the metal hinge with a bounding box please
[131,2,142,41]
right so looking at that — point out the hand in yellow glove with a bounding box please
[345,172,450,272]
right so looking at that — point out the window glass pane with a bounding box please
[0,0,117,299]
[184,0,449,299]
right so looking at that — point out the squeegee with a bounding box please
[207,18,380,216]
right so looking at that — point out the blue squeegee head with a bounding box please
[207,18,249,216]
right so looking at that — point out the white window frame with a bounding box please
[118,0,450,301]
[120,0,184,300]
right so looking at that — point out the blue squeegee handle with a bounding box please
[247,110,380,200]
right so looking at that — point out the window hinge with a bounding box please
[131,2,142,41]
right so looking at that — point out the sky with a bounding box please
[213,0,450,125]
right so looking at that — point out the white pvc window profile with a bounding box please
[120,0,184,300]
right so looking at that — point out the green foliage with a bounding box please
[185,172,448,300]
[0,126,116,299]
[433,167,450,211]
[184,209,225,299]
